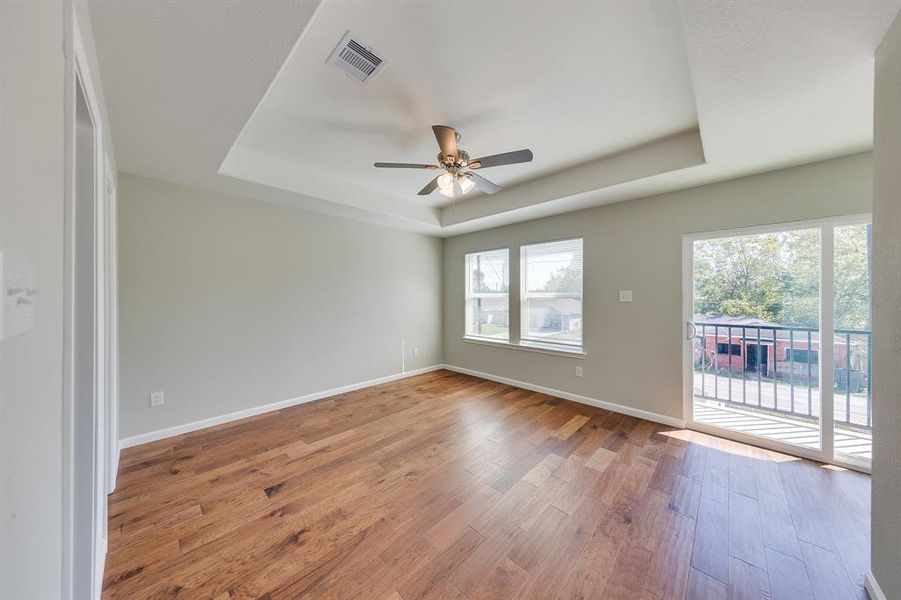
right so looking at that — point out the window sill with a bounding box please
[462,336,587,359]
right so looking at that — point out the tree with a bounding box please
[543,267,582,294]
[693,233,789,323]
[693,228,844,329]
[471,268,490,293]
[834,224,871,329]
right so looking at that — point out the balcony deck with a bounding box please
[694,371,870,426]
[694,397,872,460]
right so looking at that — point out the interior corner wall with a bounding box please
[0,2,67,598]
[117,173,443,440]
[871,9,901,600]
[442,153,873,423]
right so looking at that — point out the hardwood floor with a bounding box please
[103,370,871,599]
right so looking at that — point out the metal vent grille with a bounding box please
[327,32,384,83]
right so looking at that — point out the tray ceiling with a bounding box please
[89,0,901,235]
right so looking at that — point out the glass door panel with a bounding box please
[691,227,823,451]
[833,222,872,462]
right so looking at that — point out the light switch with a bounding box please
[1,252,36,340]
[619,290,633,303]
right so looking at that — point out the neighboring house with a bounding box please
[526,297,582,336]
[471,297,582,336]
[471,295,510,329]
[694,314,866,389]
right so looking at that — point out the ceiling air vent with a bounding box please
[327,31,385,83]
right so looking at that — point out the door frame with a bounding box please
[104,155,119,495]
[682,214,871,473]
[62,7,115,599]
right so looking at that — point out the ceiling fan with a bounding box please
[374,125,533,198]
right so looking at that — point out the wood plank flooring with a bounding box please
[103,370,871,599]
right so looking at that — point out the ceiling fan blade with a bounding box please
[466,172,501,194]
[432,125,458,162]
[417,176,441,196]
[469,149,533,169]
[374,162,438,169]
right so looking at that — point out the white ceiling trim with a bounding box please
[441,129,706,227]
[220,145,441,226]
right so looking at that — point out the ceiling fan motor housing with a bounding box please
[439,149,469,168]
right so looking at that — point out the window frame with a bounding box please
[718,342,742,356]
[785,348,818,363]
[463,247,511,342]
[519,237,584,351]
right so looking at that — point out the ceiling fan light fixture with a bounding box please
[437,173,454,190]
[438,174,475,198]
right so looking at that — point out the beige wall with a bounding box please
[0,4,67,597]
[443,153,872,422]
[871,10,901,599]
[118,174,442,439]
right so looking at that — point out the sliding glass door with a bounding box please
[684,216,871,470]
[833,222,872,462]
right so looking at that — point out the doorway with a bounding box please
[744,343,768,373]
[683,216,872,471]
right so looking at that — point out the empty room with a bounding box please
[2,1,901,599]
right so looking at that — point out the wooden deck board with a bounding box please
[694,398,872,459]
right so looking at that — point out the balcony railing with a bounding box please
[693,322,872,429]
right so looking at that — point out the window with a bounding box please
[521,238,583,348]
[465,248,510,340]
[717,343,741,356]
[784,348,818,363]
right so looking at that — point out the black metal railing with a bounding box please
[693,322,872,429]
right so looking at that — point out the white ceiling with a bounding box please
[88,0,901,236]
[681,0,898,166]
[228,0,698,208]
[84,0,428,231]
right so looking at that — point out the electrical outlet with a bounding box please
[619,290,633,303]
[575,366,583,378]
[150,391,165,407]
[412,346,420,357]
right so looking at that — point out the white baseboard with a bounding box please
[442,364,686,429]
[120,363,686,450]
[119,365,445,449]
[866,571,887,600]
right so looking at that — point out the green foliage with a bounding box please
[543,267,582,294]
[694,226,871,330]
[834,224,871,329]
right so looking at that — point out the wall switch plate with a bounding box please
[618,290,633,303]
[412,346,420,357]
[575,366,583,378]
[150,391,165,407]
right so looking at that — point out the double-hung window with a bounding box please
[521,238,583,349]
[464,248,510,340]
